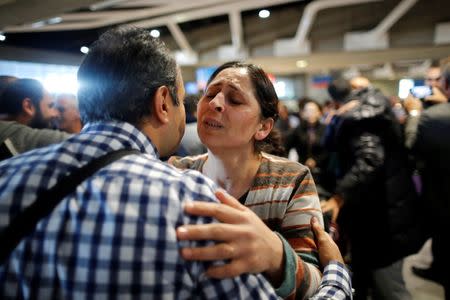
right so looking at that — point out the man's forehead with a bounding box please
[427,67,441,77]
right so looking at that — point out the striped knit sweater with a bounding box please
[170,152,323,299]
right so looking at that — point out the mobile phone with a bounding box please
[410,86,432,99]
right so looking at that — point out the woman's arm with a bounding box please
[278,168,323,299]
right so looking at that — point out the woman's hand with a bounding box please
[177,189,284,285]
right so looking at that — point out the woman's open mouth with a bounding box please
[203,118,224,129]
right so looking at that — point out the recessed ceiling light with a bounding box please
[0,33,5,42]
[80,46,89,54]
[150,29,160,38]
[31,21,46,28]
[296,60,308,68]
[258,9,270,19]
[47,17,63,25]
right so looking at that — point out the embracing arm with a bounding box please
[178,188,279,299]
[309,217,352,300]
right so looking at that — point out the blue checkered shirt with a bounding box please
[0,121,279,299]
[310,261,353,300]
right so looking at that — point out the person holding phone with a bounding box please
[408,65,448,109]
[404,58,450,298]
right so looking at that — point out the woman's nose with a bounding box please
[209,94,224,112]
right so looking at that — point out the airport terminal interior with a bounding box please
[0,0,449,299]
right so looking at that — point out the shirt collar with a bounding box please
[81,121,159,158]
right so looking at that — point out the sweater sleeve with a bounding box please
[404,115,420,150]
[279,168,323,299]
[9,124,70,154]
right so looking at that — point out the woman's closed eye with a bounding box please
[228,98,242,105]
[204,88,218,99]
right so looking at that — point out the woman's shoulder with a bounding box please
[260,152,309,175]
[168,153,208,171]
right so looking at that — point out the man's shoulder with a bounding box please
[0,147,218,206]
[97,153,216,198]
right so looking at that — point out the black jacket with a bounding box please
[329,87,425,269]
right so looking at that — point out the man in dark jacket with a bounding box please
[322,78,425,300]
[404,58,450,299]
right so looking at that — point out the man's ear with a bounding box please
[254,117,274,141]
[22,98,35,117]
[152,86,171,124]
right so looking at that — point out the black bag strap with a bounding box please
[0,148,141,265]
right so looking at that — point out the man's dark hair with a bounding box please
[0,78,44,116]
[327,78,352,103]
[77,26,179,125]
[184,94,199,116]
[0,75,17,97]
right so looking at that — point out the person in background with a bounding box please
[275,101,292,157]
[55,93,83,133]
[423,65,448,106]
[320,100,335,125]
[349,76,370,90]
[285,99,333,197]
[170,61,323,299]
[408,64,448,110]
[177,93,206,156]
[404,58,450,299]
[0,78,59,129]
[390,96,407,125]
[0,77,68,159]
[322,77,425,300]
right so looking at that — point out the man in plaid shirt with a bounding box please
[0,26,351,299]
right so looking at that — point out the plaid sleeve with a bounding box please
[310,261,353,300]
